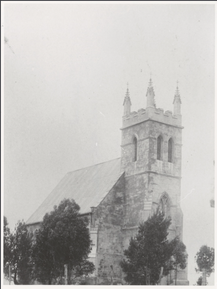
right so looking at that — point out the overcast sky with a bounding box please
[2,2,215,286]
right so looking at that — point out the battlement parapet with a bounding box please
[155,108,164,114]
[122,106,182,129]
[131,111,138,117]
[164,110,173,116]
[138,108,146,115]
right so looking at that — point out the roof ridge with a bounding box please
[67,157,121,174]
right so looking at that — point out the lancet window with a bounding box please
[133,136,138,162]
[168,138,174,163]
[157,135,163,160]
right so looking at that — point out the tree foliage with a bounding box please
[167,236,188,282]
[167,237,188,285]
[195,245,214,276]
[196,276,203,285]
[32,198,94,284]
[4,217,12,275]
[120,212,187,285]
[4,218,33,284]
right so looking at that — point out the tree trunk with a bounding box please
[175,265,178,285]
[202,268,206,285]
[64,264,68,285]
[14,271,19,285]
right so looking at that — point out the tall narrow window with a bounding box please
[168,138,173,163]
[158,193,170,219]
[133,137,137,162]
[157,135,163,160]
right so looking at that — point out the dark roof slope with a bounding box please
[26,158,122,225]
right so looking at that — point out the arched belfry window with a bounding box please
[157,135,163,160]
[168,138,174,163]
[133,136,138,162]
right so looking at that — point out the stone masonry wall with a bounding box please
[121,121,150,176]
[120,115,184,251]
[150,173,183,239]
[148,121,182,177]
[123,173,149,227]
[92,174,125,284]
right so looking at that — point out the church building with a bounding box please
[26,79,188,285]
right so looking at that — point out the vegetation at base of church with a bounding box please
[120,212,188,285]
[4,217,11,272]
[195,245,214,275]
[196,276,203,285]
[168,236,188,284]
[4,217,33,284]
[4,199,94,285]
[195,245,214,284]
[32,198,95,284]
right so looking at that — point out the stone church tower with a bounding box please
[121,79,187,285]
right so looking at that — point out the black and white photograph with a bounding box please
[2,2,215,286]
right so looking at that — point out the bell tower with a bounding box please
[121,79,188,285]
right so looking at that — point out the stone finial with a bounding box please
[146,78,156,108]
[173,82,182,115]
[123,84,132,116]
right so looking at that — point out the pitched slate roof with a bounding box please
[26,158,122,225]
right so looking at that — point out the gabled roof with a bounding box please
[26,158,122,225]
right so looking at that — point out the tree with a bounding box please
[32,198,94,284]
[4,218,33,284]
[120,212,187,285]
[4,216,12,278]
[196,276,203,285]
[195,245,214,285]
[70,260,95,284]
[167,237,188,284]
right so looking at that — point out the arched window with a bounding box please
[133,137,137,162]
[158,193,170,219]
[168,138,173,163]
[157,135,163,160]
